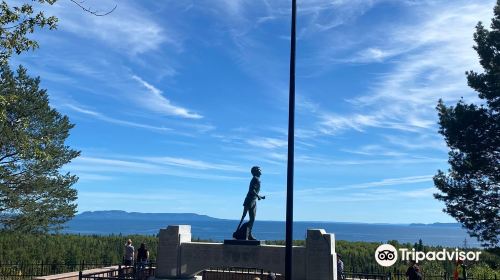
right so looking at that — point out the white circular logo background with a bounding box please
[375,244,398,267]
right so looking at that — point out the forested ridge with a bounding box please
[0,233,158,265]
[0,233,498,277]
[268,239,499,277]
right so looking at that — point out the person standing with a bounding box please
[137,243,149,270]
[123,239,135,266]
[406,261,422,280]
[337,253,345,280]
[236,166,265,240]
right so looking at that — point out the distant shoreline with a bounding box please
[64,211,479,248]
[73,210,459,226]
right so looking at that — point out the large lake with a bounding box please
[64,219,480,248]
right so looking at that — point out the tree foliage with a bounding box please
[0,0,116,66]
[0,234,497,278]
[0,65,79,232]
[0,232,159,265]
[0,0,58,66]
[434,0,500,248]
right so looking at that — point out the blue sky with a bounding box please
[11,0,496,223]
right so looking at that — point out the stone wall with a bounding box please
[156,225,337,280]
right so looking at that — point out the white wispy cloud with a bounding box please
[79,190,217,202]
[298,175,434,195]
[68,155,246,181]
[383,134,448,152]
[51,1,176,54]
[295,175,436,203]
[299,187,436,203]
[319,113,382,134]
[299,0,378,33]
[203,0,382,101]
[293,1,495,161]
[131,75,203,119]
[348,2,493,119]
[246,137,288,149]
[349,47,400,63]
[342,145,408,157]
[65,104,173,132]
[295,154,443,166]
[73,157,160,172]
[217,0,246,18]
[347,175,434,189]
[399,187,436,198]
[75,173,114,182]
[138,156,243,172]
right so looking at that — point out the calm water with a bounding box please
[63,219,480,248]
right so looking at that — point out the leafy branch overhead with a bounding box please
[434,0,500,248]
[0,0,116,65]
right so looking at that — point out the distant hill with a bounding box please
[409,222,461,227]
[76,210,222,221]
[63,211,225,235]
[60,211,478,247]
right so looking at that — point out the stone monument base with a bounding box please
[156,225,337,280]
[154,277,200,280]
[223,239,265,245]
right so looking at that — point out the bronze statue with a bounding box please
[234,166,265,240]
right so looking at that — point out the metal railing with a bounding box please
[344,271,500,280]
[1,262,498,280]
[79,262,155,280]
[0,261,114,279]
[391,271,499,280]
[203,267,264,280]
[202,267,285,280]
[344,272,390,280]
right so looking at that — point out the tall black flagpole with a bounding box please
[285,0,296,279]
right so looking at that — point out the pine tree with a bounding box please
[433,0,500,248]
[0,65,80,232]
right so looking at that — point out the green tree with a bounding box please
[0,0,58,66]
[0,65,80,232]
[0,0,116,66]
[433,0,500,248]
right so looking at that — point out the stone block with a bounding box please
[156,225,336,280]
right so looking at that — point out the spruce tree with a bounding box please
[433,0,500,248]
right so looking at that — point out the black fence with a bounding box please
[344,271,499,280]
[202,267,283,280]
[391,271,499,280]
[0,261,114,279]
[0,262,498,280]
[344,272,390,280]
[79,263,155,280]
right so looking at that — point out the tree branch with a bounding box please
[0,159,20,166]
[69,0,117,16]
[0,152,18,162]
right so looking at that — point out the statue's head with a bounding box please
[251,166,262,176]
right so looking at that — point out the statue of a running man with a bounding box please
[234,166,265,240]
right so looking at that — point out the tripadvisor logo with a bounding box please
[375,244,482,267]
[375,244,398,267]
